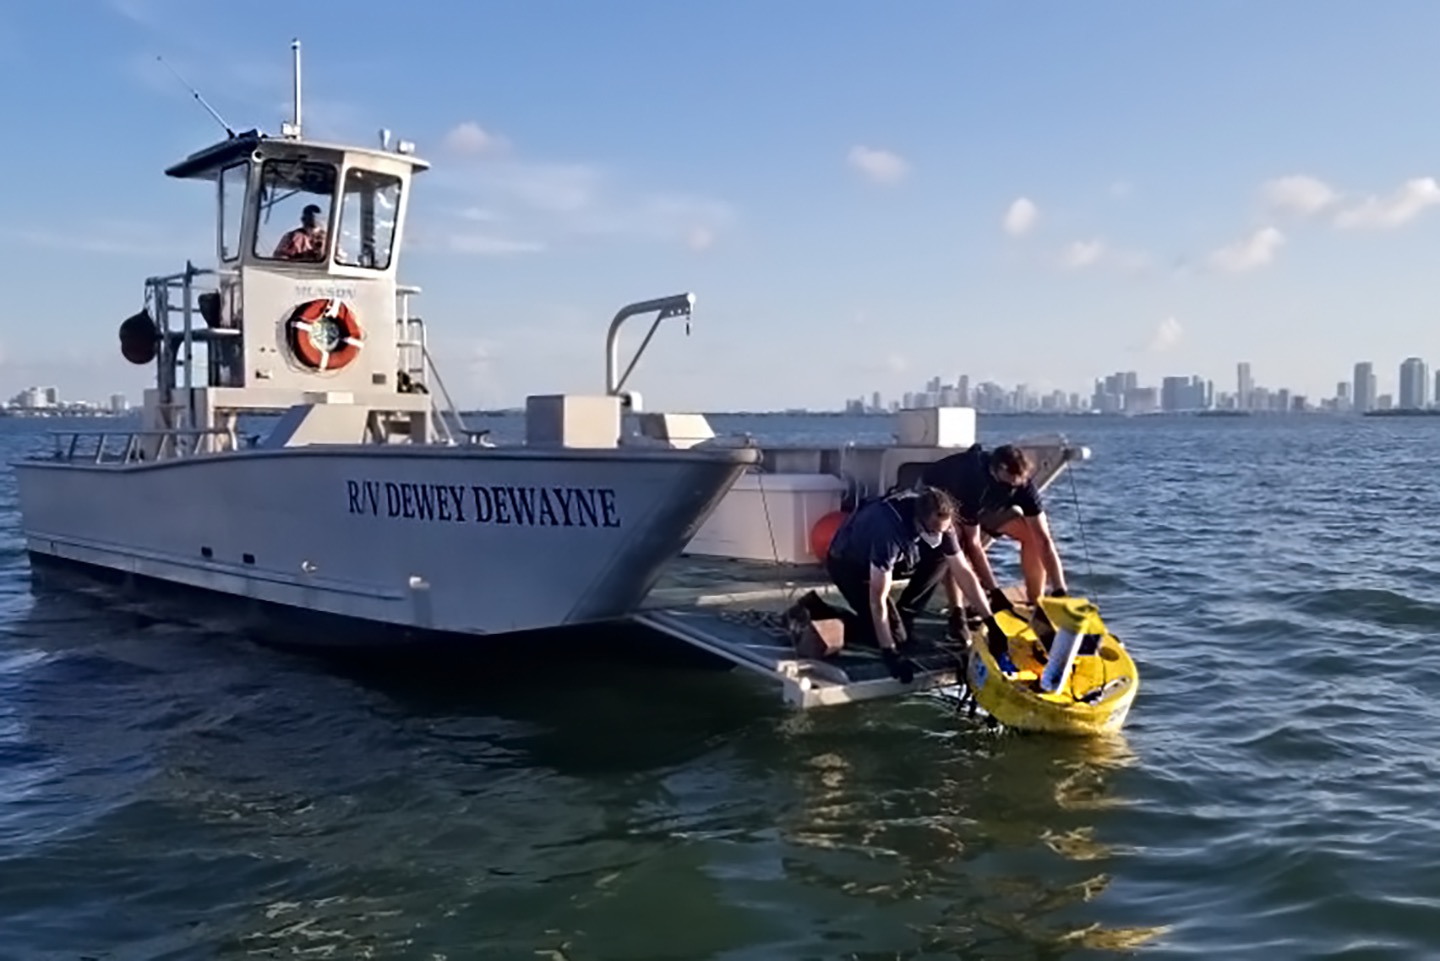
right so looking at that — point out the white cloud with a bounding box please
[1150,316,1183,352]
[468,160,602,214]
[1003,197,1039,236]
[457,207,502,223]
[1208,226,1285,272]
[457,338,506,409]
[1058,237,1151,273]
[1260,175,1337,217]
[432,125,734,252]
[847,146,910,185]
[107,0,168,26]
[1061,238,1104,268]
[1334,177,1440,229]
[447,234,545,256]
[1,219,204,259]
[442,121,510,156]
[686,226,715,252]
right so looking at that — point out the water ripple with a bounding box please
[0,415,1438,957]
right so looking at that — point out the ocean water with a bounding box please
[0,412,1437,959]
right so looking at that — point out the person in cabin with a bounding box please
[824,486,1015,682]
[898,443,1070,624]
[273,203,328,261]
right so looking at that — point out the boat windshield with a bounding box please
[253,159,337,264]
[334,167,402,270]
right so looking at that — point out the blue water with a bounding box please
[1,412,1437,959]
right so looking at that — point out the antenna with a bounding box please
[282,38,303,140]
[155,55,235,138]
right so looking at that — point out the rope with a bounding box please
[1065,461,1099,605]
[754,471,801,609]
[1062,461,1110,701]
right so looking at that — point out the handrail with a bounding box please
[420,342,480,444]
[47,427,238,465]
[144,266,238,286]
[46,428,236,437]
[605,293,696,397]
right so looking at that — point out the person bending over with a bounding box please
[906,443,1069,619]
[824,486,1014,681]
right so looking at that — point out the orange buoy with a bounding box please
[809,510,848,561]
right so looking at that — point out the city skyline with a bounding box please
[847,353,1440,415]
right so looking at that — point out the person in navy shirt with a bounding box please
[825,486,1012,681]
[899,443,1070,621]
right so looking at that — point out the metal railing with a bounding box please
[136,272,482,448]
[144,265,241,401]
[394,286,489,446]
[48,427,241,465]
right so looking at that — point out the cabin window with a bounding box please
[219,163,247,261]
[253,159,337,264]
[334,168,402,271]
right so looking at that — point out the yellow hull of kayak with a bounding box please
[964,596,1139,736]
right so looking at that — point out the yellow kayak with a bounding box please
[964,594,1138,736]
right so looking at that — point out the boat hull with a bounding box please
[15,444,757,639]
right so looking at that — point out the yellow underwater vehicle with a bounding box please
[961,592,1138,736]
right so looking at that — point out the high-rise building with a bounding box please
[1353,362,1377,413]
[1237,362,1254,410]
[1161,375,1207,411]
[1399,357,1429,410]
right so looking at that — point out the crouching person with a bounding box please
[824,486,1011,682]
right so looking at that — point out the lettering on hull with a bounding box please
[345,480,621,528]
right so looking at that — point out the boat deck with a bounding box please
[636,555,969,709]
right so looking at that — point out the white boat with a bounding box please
[13,42,759,639]
[14,42,1097,711]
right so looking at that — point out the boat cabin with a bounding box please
[157,128,429,398]
[117,115,451,454]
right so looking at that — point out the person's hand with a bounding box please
[984,617,1018,674]
[881,647,915,684]
[987,587,1014,614]
[984,616,1010,656]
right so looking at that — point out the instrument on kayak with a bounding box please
[964,594,1138,735]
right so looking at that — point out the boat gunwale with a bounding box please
[9,439,764,475]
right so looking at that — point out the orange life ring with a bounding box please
[286,299,364,371]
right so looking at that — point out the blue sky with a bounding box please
[4,1,1440,409]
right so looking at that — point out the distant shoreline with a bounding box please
[0,406,1397,421]
[454,408,1362,418]
[1361,408,1440,417]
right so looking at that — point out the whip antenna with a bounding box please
[155,55,235,138]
